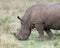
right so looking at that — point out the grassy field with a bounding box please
[0,0,60,48]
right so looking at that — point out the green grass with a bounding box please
[0,0,60,48]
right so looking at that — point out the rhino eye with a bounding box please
[20,30,22,32]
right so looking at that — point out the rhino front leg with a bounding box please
[35,23,44,41]
[45,29,56,39]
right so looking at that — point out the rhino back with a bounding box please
[22,3,60,29]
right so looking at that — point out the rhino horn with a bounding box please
[17,16,23,21]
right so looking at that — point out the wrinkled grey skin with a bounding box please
[14,3,60,41]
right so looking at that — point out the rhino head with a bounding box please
[14,16,31,40]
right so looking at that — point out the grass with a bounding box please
[0,0,60,48]
[1,30,60,48]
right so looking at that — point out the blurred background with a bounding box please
[0,0,60,48]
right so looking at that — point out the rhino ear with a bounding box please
[17,16,23,21]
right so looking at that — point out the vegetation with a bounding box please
[0,0,60,48]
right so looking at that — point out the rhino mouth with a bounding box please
[18,37,28,40]
[13,32,28,40]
